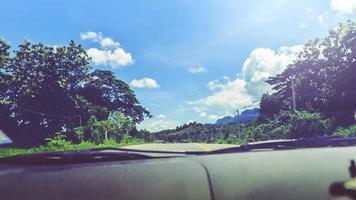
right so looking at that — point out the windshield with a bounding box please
[0,0,355,158]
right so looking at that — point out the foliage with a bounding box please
[214,137,228,144]
[289,111,332,138]
[1,21,355,150]
[131,129,155,142]
[108,111,135,137]
[120,134,145,145]
[243,111,332,141]
[155,122,220,143]
[0,133,144,158]
[262,21,356,127]
[155,121,252,144]
[77,70,151,123]
[45,133,73,150]
[72,111,135,144]
[226,134,245,144]
[333,125,356,137]
[0,40,150,146]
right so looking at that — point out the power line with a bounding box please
[3,103,81,120]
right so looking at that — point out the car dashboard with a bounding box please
[1,147,356,200]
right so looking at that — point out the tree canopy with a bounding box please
[0,40,150,146]
[261,21,356,127]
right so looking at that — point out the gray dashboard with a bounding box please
[1,147,355,200]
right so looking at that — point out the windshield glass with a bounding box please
[0,0,355,158]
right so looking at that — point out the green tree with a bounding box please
[263,21,356,127]
[107,111,134,139]
[0,41,90,146]
[0,40,150,146]
[78,70,151,123]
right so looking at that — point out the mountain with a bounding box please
[215,108,260,125]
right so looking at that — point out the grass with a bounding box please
[0,136,145,158]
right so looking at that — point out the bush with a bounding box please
[213,137,227,144]
[241,111,332,142]
[119,134,144,145]
[102,138,119,146]
[226,134,245,144]
[107,111,134,139]
[333,125,356,137]
[289,111,332,138]
[79,112,135,144]
[242,123,270,142]
[45,133,73,150]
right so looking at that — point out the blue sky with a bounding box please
[1,0,355,131]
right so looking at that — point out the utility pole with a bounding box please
[236,109,240,138]
[291,77,297,112]
[78,115,82,127]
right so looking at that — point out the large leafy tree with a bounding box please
[0,40,150,146]
[261,21,356,127]
[78,70,151,123]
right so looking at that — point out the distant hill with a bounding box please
[215,108,260,125]
[152,108,260,143]
[154,122,218,143]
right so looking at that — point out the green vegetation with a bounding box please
[261,21,356,127]
[333,125,356,137]
[0,40,151,146]
[0,135,144,158]
[153,111,334,144]
[0,21,355,157]
[154,21,356,144]
[0,38,153,157]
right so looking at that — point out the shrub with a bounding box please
[101,138,119,146]
[119,134,144,145]
[214,138,227,144]
[226,134,245,144]
[241,111,332,142]
[333,125,356,137]
[45,133,73,150]
[289,111,332,138]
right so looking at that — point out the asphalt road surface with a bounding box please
[120,143,238,152]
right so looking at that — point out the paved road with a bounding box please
[120,143,238,152]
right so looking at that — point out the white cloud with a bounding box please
[130,78,160,88]
[317,14,325,24]
[307,7,313,13]
[87,48,133,69]
[188,79,253,110]
[100,38,120,48]
[191,107,208,118]
[138,117,180,132]
[315,1,355,26]
[331,0,356,14]
[187,45,303,112]
[80,31,120,48]
[188,64,207,73]
[299,24,307,29]
[242,45,303,100]
[207,80,222,90]
[81,31,133,69]
[199,112,207,117]
[157,114,167,119]
[208,115,221,120]
[80,31,100,40]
